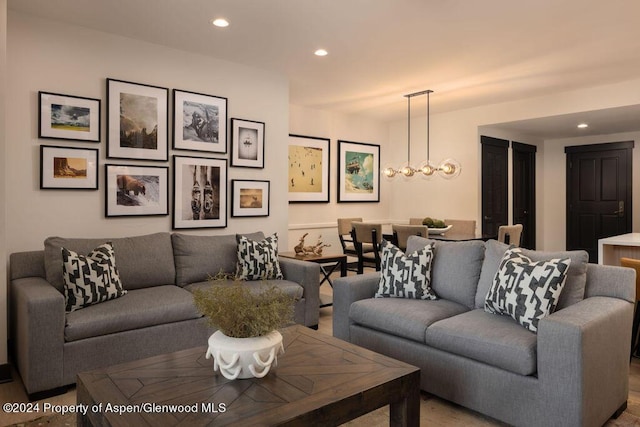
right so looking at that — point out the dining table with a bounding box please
[381,224,495,242]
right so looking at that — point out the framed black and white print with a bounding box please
[39,92,100,142]
[40,145,98,190]
[105,164,169,217]
[288,134,330,203]
[173,89,227,154]
[337,140,380,203]
[107,78,168,161]
[231,180,270,217]
[173,155,227,229]
[230,118,264,168]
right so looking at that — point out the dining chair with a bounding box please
[337,217,362,258]
[351,222,382,274]
[409,218,424,225]
[620,257,640,358]
[497,224,523,247]
[444,219,476,235]
[392,224,429,251]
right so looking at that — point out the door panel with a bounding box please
[481,136,508,238]
[512,142,536,249]
[566,142,633,262]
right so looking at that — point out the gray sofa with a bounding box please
[9,231,319,399]
[333,237,635,427]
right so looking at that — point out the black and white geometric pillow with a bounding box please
[235,233,283,281]
[62,242,126,312]
[484,248,571,333]
[375,240,437,300]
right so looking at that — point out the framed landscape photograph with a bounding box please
[107,78,168,161]
[337,140,380,203]
[288,134,330,203]
[173,155,227,229]
[39,91,100,142]
[230,118,264,168]
[173,89,227,154]
[231,180,270,217]
[105,164,169,217]
[40,145,98,190]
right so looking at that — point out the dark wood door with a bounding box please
[566,141,633,262]
[481,136,508,238]
[513,142,536,249]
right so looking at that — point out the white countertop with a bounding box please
[598,233,640,246]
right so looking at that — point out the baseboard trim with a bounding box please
[0,363,12,384]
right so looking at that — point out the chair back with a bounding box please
[444,219,476,235]
[351,222,382,273]
[497,224,524,247]
[620,257,640,302]
[409,218,424,225]
[392,224,429,250]
[337,217,362,255]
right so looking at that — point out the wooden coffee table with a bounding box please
[77,325,420,426]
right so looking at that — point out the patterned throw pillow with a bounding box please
[484,248,571,333]
[235,233,284,280]
[62,242,126,312]
[375,240,437,300]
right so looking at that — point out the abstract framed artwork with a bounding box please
[107,78,169,161]
[173,89,228,154]
[337,140,380,203]
[231,179,270,217]
[38,92,101,142]
[40,145,98,190]
[230,118,264,168]
[173,155,227,229]
[288,134,330,203]
[104,164,169,217]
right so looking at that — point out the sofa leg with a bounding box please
[308,324,319,330]
[28,385,69,402]
[611,401,627,419]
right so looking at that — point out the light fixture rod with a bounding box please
[407,95,411,165]
[404,89,434,99]
[426,90,430,162]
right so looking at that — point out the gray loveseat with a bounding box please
[10,231,319,399]
[333,237,635,427]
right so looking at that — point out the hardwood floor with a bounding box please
[1,280,639,426]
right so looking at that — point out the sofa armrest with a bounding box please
[537,296,633,426]
[10,277,65,395]
[332,272,380,341]
[278,257,320,327]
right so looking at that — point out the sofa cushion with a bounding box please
[64,285,201,342]
[185,279,304,301]
[406,236,485,309]
[376,240,437,300]
[425,309,538,376]
[349,298,468,343]
[235,233,283,280]
[484,248,571,333]
[475,240,511,309]
[45,233,175,292]
[519,248,588,310]
[62,242,126,312]
[172,232,264,286]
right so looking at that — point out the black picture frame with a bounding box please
[288,134,330,203]
[38,91,101,142]
[107,78,169,161]
[40,145,99,190]
[231,180,270,217]
[173,89,228,154]
[337,140,380,203]
[104,164,169,217]
[230,118,265,168]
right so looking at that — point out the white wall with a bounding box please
[6,11,290,257]
[1,0,8,367]
[288,104,389,251]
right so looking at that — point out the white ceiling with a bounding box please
[9,0,640,137]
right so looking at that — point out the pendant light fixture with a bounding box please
[382,89,461,180]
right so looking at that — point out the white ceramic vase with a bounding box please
[205,330,284,380]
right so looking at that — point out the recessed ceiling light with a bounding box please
[577,123,589,129]
[211,18,229,28]
[314,49,328,57]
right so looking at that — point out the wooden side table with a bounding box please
[279,252,347,307]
